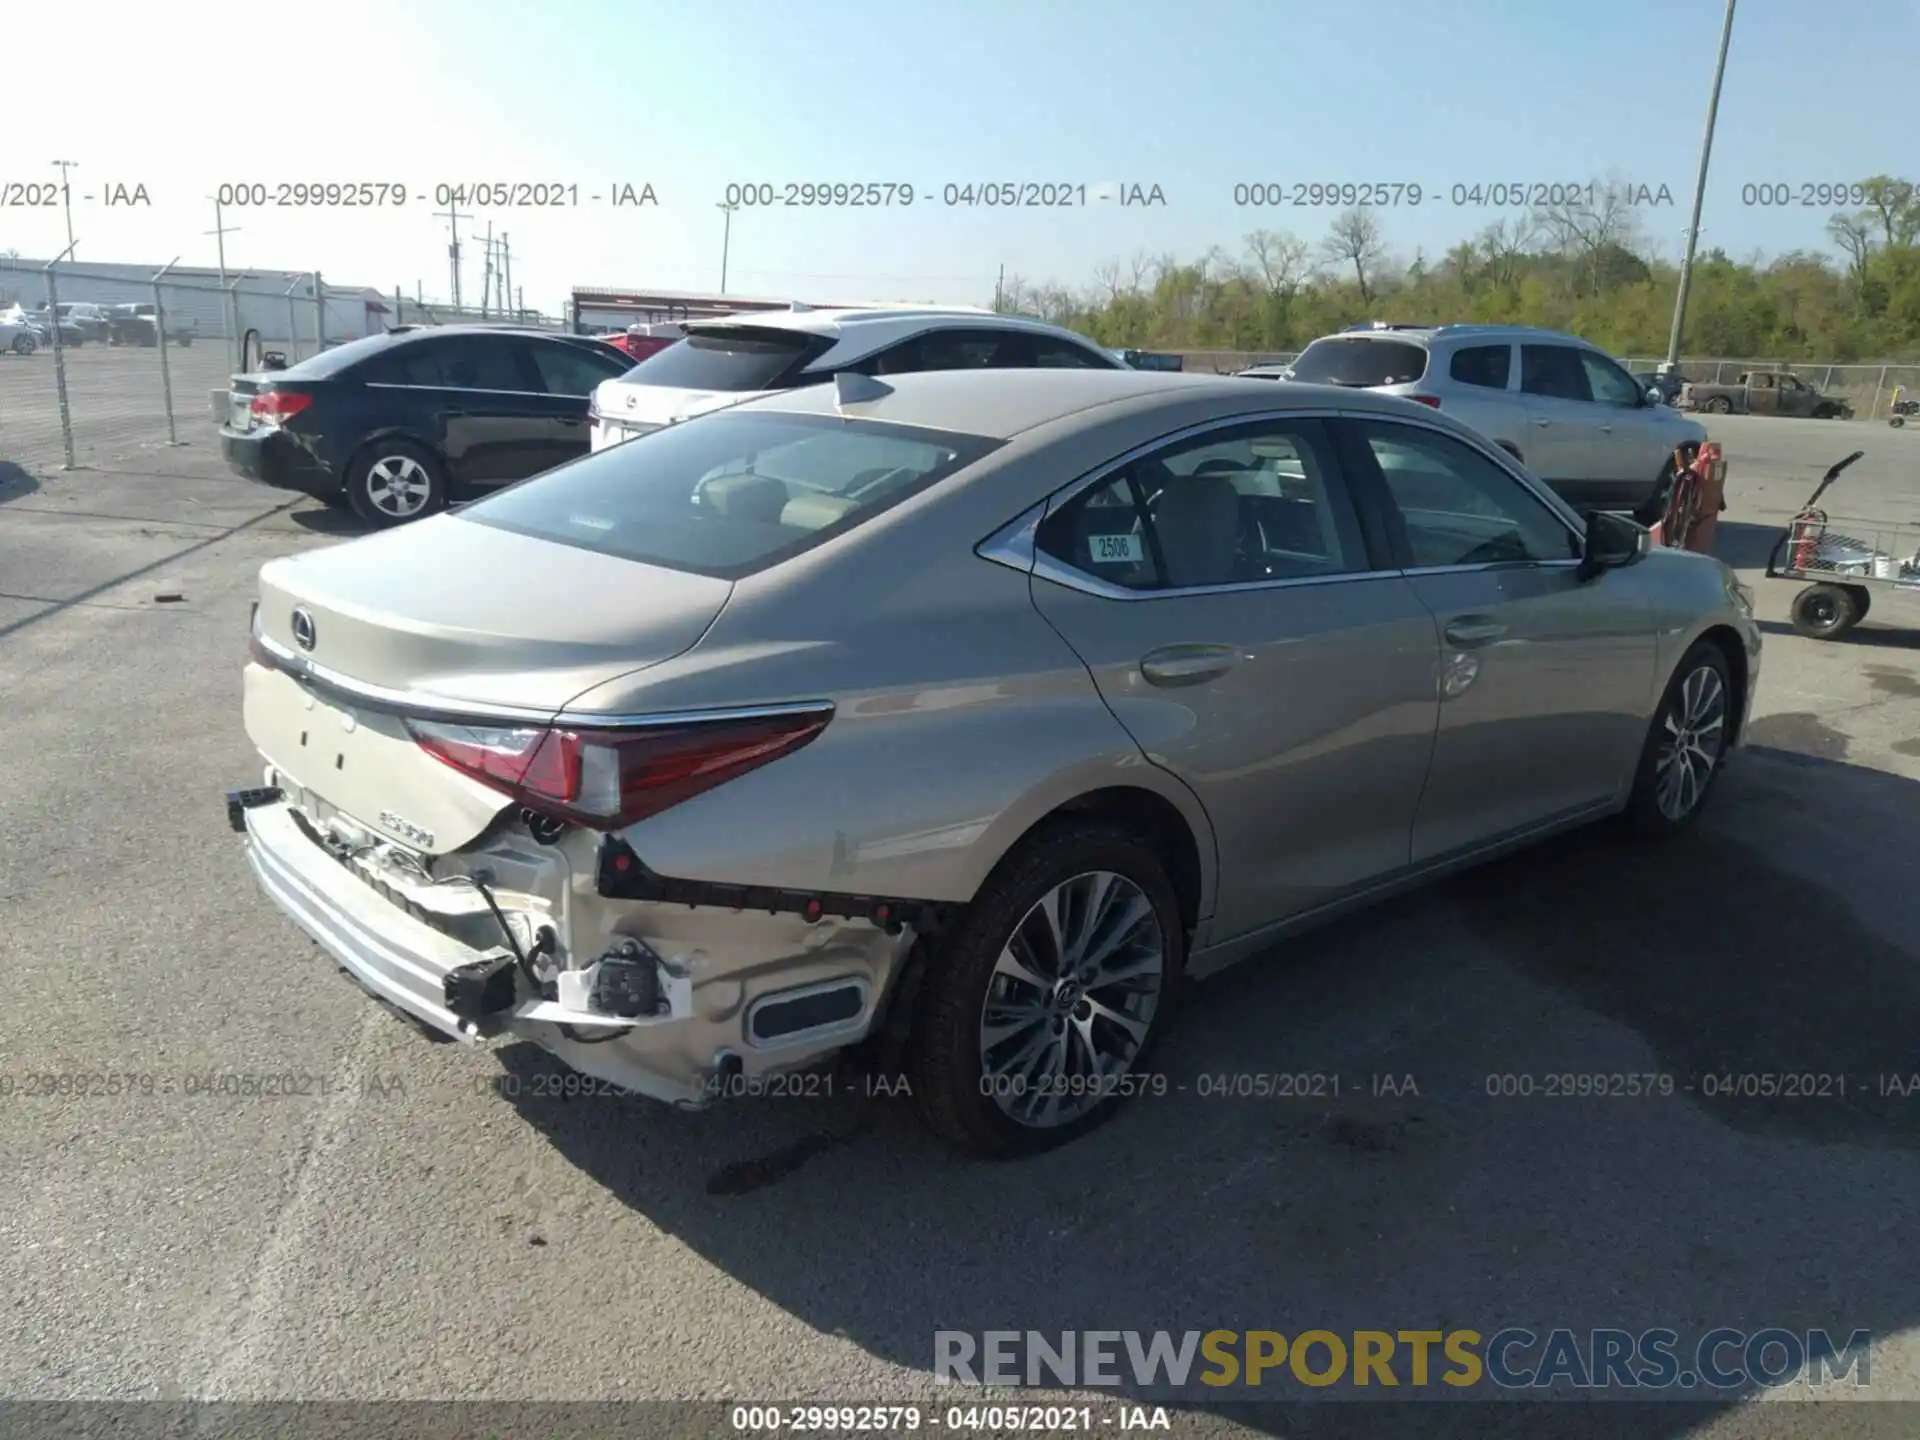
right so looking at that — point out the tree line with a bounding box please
[994,175,1920,361]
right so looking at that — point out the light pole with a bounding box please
[1665,0,1736,370]
[50,160,78,258]
[716,202,737,294]
[207,196,242,371]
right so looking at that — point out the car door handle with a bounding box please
[1532,417,1552,427]
[1443,617,1507,647]
[1140,644,1241,687]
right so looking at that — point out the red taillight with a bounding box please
[1408,394,1441,408]
[405,712,830,830]
[250,390,312,424]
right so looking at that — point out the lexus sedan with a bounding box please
[229,369,1760,1156]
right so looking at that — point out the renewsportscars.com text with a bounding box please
[934,1328,1871,1391]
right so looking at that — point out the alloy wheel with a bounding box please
[363,455,434,518]
[1654,665,1727,822]
[978,870,1166,1129]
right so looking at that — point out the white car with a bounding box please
[587,305,1123,450]
[1,307,40,355]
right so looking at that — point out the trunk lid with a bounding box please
[248,516,733,852]
[253,514,731,711]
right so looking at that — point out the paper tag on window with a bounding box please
[1089,533,1144,565]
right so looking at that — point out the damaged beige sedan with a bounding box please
[231,368,1759,1156]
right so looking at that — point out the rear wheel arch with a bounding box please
[1493,440,1523,464]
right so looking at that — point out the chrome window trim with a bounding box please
[363,383,554,398]
[250,629,834,730]
[975,404,1587,600]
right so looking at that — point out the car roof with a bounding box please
[1309,323,1593,347]
[681,305,1088,344]
[730,367,1466,440]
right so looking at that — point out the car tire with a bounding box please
[10,334,34,356]
[909,818,1184,1158]
[346,440,447,528]
[178,335,193,347]
[1623,640,1735,839]
[1704,396,1733,414]
[1789,582,1862,641]
[1892,416,1906,428]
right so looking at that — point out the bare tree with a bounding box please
[1125,249,1153,294]
[1825,212,1875,292]
[1532,179,1643,295]
[1092,258,1126,303]
[1320,207,1385,302]
[1475,216,1538,291]
[1243,229,1311,297]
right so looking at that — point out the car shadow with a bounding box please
[0,460,40,504]
[1756,618,1920,651]
[484,740,1916,1435]
[1709,520,1785,572]
[287,506,373,537]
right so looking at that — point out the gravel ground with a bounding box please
[1,410,1917,1440]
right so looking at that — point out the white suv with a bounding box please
[1285,323,1707,515]
[588,306,1122,450]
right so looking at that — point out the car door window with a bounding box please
[1030,337,1115,368]
[1036,419,1369,590]
[527,340,622,396]
[1576,349,1643,408]
[1354,421,1580,567]
[438,336,533,392]
[913,328,1031,371]
[1448,344,1512,390]
[364,341,451,387]
[1519,345,1593,403]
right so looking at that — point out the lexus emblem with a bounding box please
[290,607,317,651]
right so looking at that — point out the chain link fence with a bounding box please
[0,255,569,476]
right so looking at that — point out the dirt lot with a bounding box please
[1,407,1918,1438]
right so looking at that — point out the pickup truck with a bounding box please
[106,302,197,347]
[1680,370,1850,418]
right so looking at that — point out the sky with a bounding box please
[3,0,1911,313]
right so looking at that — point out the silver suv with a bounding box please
[1285,323,1707,515]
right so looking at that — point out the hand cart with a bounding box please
[1764,450,1920,639]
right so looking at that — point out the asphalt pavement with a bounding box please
[1,411,1918,1440]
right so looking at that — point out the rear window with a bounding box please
[618,325,835,393]
[1288,336,1428,387]
[276,331,410,379]
[459,410,1001,579]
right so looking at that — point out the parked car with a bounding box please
[29,306,89,346]
[587,306,1122,451]
[0,308,39,355]
[1679,370,1851,418]
[107,302,197,346]
[601,321,683,362]
[1235,363,1293,380]
[220,325,634,526]
[228,368,1760,1157]
[1281,324,1707,515]
[37,301,109,343]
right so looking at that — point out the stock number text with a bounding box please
[723,182,916,207]
[216,182,408,208]
[1235,182,1424,207]
[1742,181,1915,208]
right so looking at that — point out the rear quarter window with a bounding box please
[1289,337,1428,387]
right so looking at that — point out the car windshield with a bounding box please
[617,325,834,392]
[459,409,1001,579]
[1289,336,1429,386]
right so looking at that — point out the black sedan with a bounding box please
[220,327,635,526]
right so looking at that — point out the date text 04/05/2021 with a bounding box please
[727,1403,1175,1433]
[206,181,659,208]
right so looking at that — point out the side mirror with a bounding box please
[1577,509,1649,581]
[1645,385,1664,406]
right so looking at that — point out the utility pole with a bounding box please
[51,160,78,258]
[481,220,495,316]
[716,201,737,293]
[500,233,512,320]
[1666,0,1737,370]
[995,263,1005,312]
[433,197,464,311]
[206,196,243,370]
